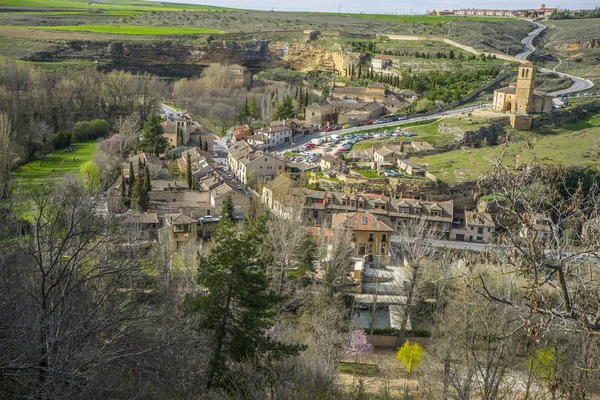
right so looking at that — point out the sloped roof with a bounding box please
[164,213,197,224]
[122,213,159,224]
[331,212,393,232]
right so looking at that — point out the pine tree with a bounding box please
[128,161,135,187]
[184,215,299,390]
[141,114,168,157]
[303,89,309,107]
[186,152,193,190]
[275,95,294,120]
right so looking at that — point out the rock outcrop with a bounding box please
[557,38,600,51]
[23,38,359,77]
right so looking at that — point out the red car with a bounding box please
[323,127,334,132]
[306,143,316,149]
[365,120,373,125]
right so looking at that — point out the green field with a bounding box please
[0,0,229,11]
[19,25,224,35]
[13,142,99,193]
[411,112,600,183]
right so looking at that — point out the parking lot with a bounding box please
[284,126,418,164]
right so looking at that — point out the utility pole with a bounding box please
[338,1,341,13]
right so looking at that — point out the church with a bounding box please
[491,62,553,129]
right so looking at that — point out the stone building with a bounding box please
[492,62,553,130]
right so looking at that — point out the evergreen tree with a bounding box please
[120,172,125,198]
[248,96,259,120]
[185,215,299,390]
[303,89,309,107]
[275,95,294,120]
[131,176,149,212]
[128,161,135,187]
[176,125,183,147]
[141,114,168,156]
[144,165,151,193]
[221,193,235,222]
[186,152,193,190]
[449,50,455,59]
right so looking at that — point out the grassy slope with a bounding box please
[0,0,229,11]
[411,112,600,183]
[340,13,507,23]
[13,141,99,193]
[19,25,223,34]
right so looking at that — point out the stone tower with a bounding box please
[514,62,535,113]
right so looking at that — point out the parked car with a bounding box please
[398,116,408,120]
[365,120,373,125]
[342,124,351,129]
[323,127,334,132]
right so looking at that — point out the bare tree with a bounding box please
[321,229,355,296]
[391,218,445,348]
[0,176,158,399]
[265,205,315,297]
[136,73,166,121]
[475,157,600,394]
[0,113,19,199]
[113,114,141,157]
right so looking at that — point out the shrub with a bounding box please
[72,119,110,142]
[51,131,72,149]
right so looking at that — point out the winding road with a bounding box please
[516,20,594,96]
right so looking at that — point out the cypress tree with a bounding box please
[144,165,151,193]
[221,193,235,222]
[128,161,135,187]
[186,152,193,190]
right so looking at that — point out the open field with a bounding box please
[339,13,508,23]
[411,111,600,183]
[19,25,224,35]
[13,142,99,194]
[0,0,230,11]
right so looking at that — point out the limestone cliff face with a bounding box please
[557,38,600,51]
[269,42,360,73]
[24,39,358,77]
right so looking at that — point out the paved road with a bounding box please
[515,20,594,96]
[515,21,546,60]
[275,103,490,152]
[391,236,488,252]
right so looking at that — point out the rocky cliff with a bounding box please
[23,38,355,77]
[557,38,600,51]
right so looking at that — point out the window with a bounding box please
[368,233,374,242]
[477,236,483,242]
[207,210,211,216]
[313,210,318,219]
[382,234,387,243]
[173,224,191,233]
[478,227,484,235]
[367,243,373,253]
[381,205,386,210]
